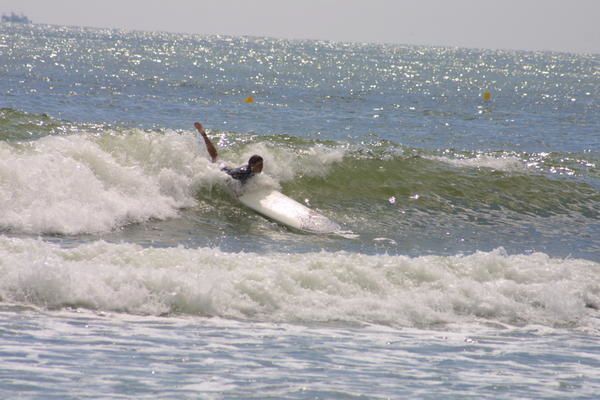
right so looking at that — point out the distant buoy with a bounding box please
[483,90,491,102]
[244,96,254,103]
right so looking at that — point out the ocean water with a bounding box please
[0,23,599,399]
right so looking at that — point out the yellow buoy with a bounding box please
[244,96,254,103]
[483,90,491,102]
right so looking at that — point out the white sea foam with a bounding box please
[1,237,598,329]
[429,154,527,172]
[0,130,342,234]
[222,141,344,182]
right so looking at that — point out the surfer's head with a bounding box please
[248,155,263,173]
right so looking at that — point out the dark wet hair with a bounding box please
[248,155,263,166]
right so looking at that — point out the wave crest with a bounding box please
[1,237,598,328]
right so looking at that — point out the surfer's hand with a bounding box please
[194,122,206,135]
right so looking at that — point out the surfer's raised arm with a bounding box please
[194,121,218,162]
[194,121,263,183]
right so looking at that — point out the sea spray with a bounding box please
[0,128,347,235]
[1,237,598,328]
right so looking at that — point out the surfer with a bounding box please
[194,121,263,183]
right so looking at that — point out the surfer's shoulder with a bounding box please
[221,163,253,183]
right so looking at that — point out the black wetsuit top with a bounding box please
[221,164,254,183]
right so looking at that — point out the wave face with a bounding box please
[1,109,598,259]
[1,237,598,329]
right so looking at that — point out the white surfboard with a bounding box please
[238,189,340,234]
